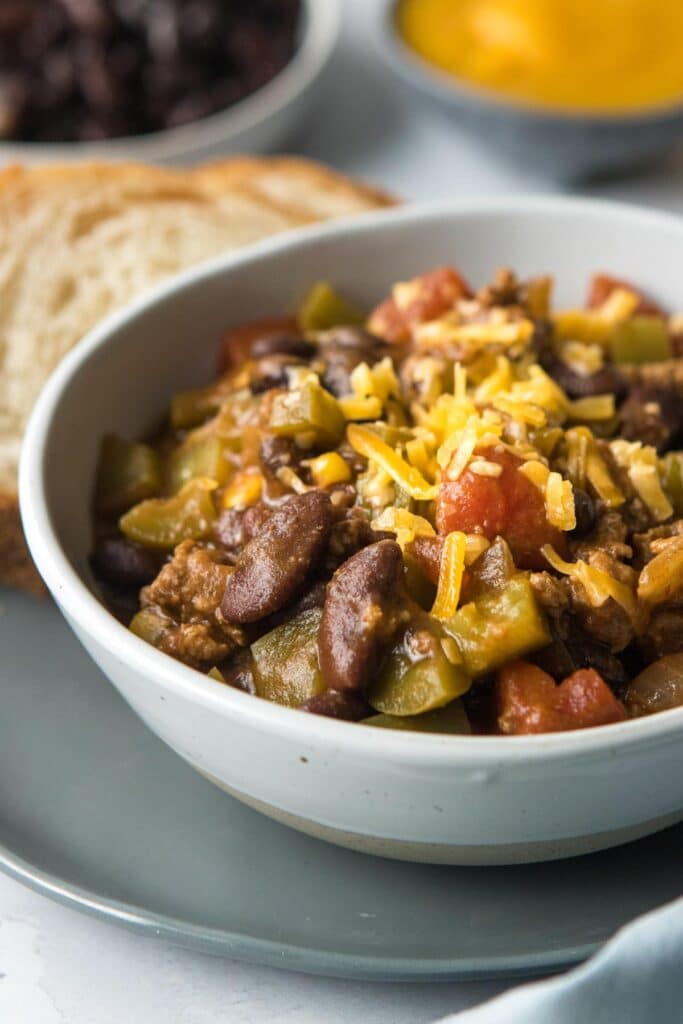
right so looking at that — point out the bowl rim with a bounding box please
[378,0,683,125]
[19,195,683,766]
[0,0,340,162]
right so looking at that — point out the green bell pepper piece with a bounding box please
[269,378,345,447]
[119,477,217,550]
[251,608,326,707]
[402,551,436,610]
[95,434,161,517]
[167,435,230,493]
[170,387,224,430]
[297,282,364,331]
[129,606,169,644]
[364,700,471,734]
[444,573,550,678]
[662,453,683,517]
[610,316,671,364]
[368,619,471,716]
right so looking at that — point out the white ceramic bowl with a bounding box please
[0,0,339,165]
[20,198,683,865]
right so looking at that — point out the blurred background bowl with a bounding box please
[0,0,340,166]
[378,0,683,182]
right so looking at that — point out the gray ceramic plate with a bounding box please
[1,590,681,982]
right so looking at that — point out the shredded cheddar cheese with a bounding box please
[559,340,604,376]
[431,531,467,620]
[372,508,435,548]
[553,289,639,346]
[350,357,401,404]
[567,395,615,421]
[347,424,439,500]
[469,459,503,477]
[416,317,534,351]
[545,471,576,531]
[519,461,576,530]
[464,534,490,565]
[275,466,308,495]
[610,439,673,522]
[542,545,637,621]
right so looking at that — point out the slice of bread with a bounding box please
[0,157,395,594]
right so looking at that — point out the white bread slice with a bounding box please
[0,158,395,593]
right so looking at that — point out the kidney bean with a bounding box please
[222,491,334,624]
[242,503,274,541]
[302,690,371,722]
[318,540,408,694]
[212,508,244,558]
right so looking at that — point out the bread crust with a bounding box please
[0,492,46,595]
[0,157,396,596]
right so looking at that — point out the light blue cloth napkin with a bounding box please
[438,896,683,1024]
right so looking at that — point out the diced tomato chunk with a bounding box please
[496,662,627,735]
[368,266,471,343]
[435,447,566,570]
[219,315,299,372]
[553,669,628,728]
[587,274,666,318]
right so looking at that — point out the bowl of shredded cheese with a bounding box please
[380,0,683,179]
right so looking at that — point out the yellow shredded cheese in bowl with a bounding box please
[432,532,468,620]
[542,545,638,621]
[347,424,439,501]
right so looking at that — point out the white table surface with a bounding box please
[2,2,682,1022]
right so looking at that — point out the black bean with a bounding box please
[249,354,303,394]
[250,333,315,360]
[534,623,628,690]
[319,328,390,398]
[222,491,334,624]
[217,649,257,695]
[549,360,627,401]
[570,488,597,537]
[620,384,683,452]
[318,540,407,694]
[259,435,298,479]
[58,0,113,34]
[0,0,301,142]
[91,536,160,587]
[0,3,36,35]
[318,327,383,352]
[0,75,27,136]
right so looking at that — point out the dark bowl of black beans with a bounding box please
[0,0,339,162]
